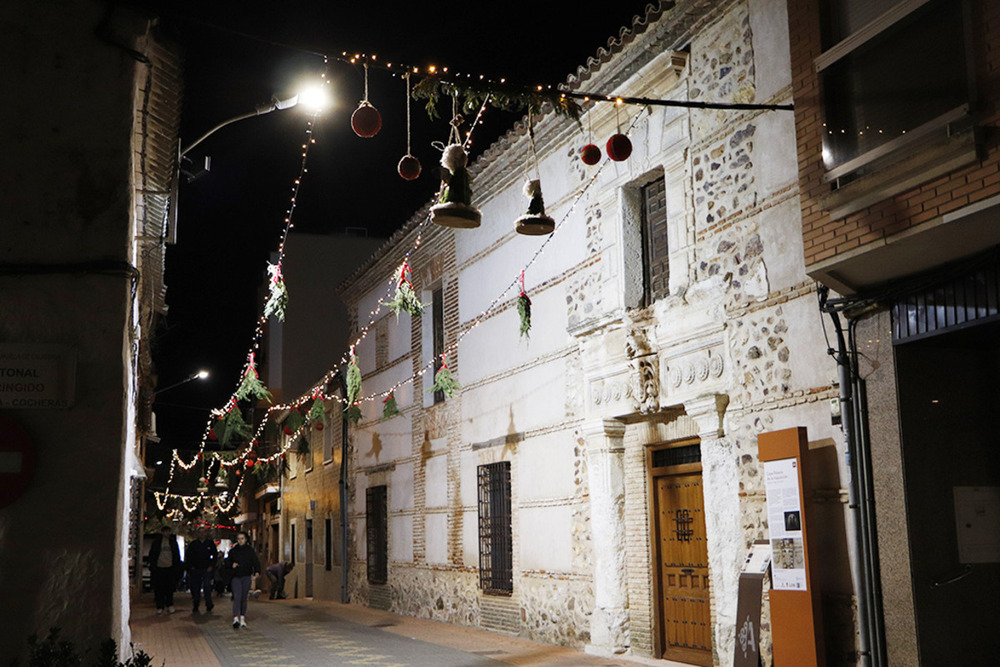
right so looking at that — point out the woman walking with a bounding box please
[225,531,261,629]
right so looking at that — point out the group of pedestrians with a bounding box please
[148,525,281,629]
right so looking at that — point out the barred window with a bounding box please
[478,462,513,595]
[366,485,388,585]
[432,287,445,404]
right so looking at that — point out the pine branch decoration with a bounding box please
[308,395,327,428]
[284,409,305,434]
[382,392,399,420]
[218,407,251,447]
[412,75,582,123]
[381,262,426,319]
[346,352,362,404]
[517,292,532,338]
[236,353,272,403]
[429,361,459,398]
[296,435,310,456]
[345,403,362,424]
[264,262,289,322]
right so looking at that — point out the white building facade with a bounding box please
[340,2,849,665]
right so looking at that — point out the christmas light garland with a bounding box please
[158,92,647,510]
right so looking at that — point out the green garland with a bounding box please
[296,435,310,456]
[345,403,362,424]
[217,408,251,447]
[264,263,289,322]
[236,362,272,403]
[346,354,362,404]
[517,292,532,338]
[250,461,276,483]
[412,75,582,123]
[382,392,399,420]
[429,363,459,398]
[381,280,426,319]
[308,396,327,428]
[284,409,305,434]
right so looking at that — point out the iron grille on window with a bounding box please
[892,259,1000,344]
[641,176,669,306]
[432,287,445,404]
[477,461,513,595]
[652,444,702,468]
[366,485,388,585]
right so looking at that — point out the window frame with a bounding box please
[815,0,975,185]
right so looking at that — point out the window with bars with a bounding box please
[818,0,970,183]
[432,287,445,404]
[366,485,388,585]
[325,517,332,571]
[641,176,669,306]
[477,461,513,595]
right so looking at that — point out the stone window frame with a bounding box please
[620,166,668,309]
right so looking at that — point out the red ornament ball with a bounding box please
[315,422,324,431]
[606,133,633,161]
[208,428,217,440]
[283,425,293,435]
[398,154,422,180]
[580,144,601,165]
[351,102,382,138]
[245,459,252,468]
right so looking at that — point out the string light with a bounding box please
[158,85,645,512]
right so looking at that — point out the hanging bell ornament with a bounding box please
[606,133,632,161]
[581,143,601,165]
[515,179,555,236]
[430,144,481,229]
[196,477,209,494]
[398,154,422,181]
[351,101,382,138]
[214,468,228,489]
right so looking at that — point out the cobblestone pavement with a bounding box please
[130,591,661,667]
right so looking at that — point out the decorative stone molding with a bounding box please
[663,345,726,404]
[628,355,660,415]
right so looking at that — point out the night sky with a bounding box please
[141,1,656,461]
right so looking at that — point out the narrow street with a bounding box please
[130,592,664,667]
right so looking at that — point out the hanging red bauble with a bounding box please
[581,144,601,165]
[606,134,632,161]
[283,425,293,435]
[315,422,324,431]
[351,102,382,138]
[398,154,421,180]
[208,428,217,440]
[245,459,252,468]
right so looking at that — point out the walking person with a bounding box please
[187,526,218,613]
[225,530,261,629]
[266,561,294,599]
[148,525,182,614]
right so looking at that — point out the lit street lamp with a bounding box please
[154,369,209,397]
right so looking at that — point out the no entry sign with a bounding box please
[0,415,36,509]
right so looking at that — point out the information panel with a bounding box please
[764,457,806,591]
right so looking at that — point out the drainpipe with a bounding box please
[337,369,350,603]
[819,287,886,667]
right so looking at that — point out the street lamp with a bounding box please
[154,369,209,397]
[180,83,331,158]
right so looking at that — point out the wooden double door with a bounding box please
[650,442,712,666]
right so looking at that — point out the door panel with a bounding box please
[656,473,711,665]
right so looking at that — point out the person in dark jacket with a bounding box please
[187,527,218,613]
[266,561,294,599]
[225,530,261,628]
[148,525,182,614]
